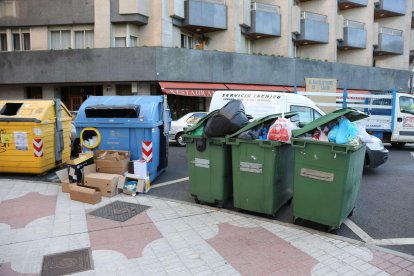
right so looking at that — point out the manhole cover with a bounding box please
[41,248,93,276]
[88,200,150,222]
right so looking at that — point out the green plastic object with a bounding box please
[291,108,368,230]
[183,110,231,207]
[225,113,296,216]
[184,136,232,207]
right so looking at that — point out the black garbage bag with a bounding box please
[204,100,249,137]
[237,124,263,140]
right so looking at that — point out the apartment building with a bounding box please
[0,0,412,117]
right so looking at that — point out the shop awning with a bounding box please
[159,82,228,97]
[159,81,304,97]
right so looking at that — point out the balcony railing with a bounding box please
[374,0,406,19]
[337,0,368,10]
[374,27,404,55]
[244,2,281,40]
[183,0,227,33]
[251,2,280,13]
[338,20,367,49]
[295,12,329,45]
[301,11,327,22]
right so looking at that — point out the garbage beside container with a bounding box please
[75,96,171,182]
[0,100,71,174]
[184,110,232,207]
[226,113,296,216]
[291,108,368,231]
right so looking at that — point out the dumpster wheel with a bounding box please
[214,200,224,208]
[193,196,200,204]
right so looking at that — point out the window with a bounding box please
[0,33,7,51]
[129,35,138,47]
[11,29,30,51]
[50,30,71,50]
[290,105,322,124]
[75,30,94,49]
[399,96,414,114]
[25,86,43,99]
[23,32,30,50]
[181,33,193,49]
[12,33,20,50]
[115,37,126,47]
[186,113,207,124]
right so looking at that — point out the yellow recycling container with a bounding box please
[0,100,72,174]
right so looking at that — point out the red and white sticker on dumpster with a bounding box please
[142,141,153,162]
[33,138,44,157]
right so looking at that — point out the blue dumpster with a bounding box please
[75,96,171,182]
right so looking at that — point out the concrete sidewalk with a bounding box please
[0,179,413,276]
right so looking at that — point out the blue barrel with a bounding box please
[75,96,171,182]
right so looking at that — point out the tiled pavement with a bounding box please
[0,179,413,276]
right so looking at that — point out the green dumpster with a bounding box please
[183,110,232,207]
[226,113,296,216]
[291,108,368,230]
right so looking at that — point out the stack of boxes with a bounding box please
[57,150,150,204]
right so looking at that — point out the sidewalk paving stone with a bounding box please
[0,179,413,276]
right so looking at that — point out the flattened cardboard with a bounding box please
[95,150,130,174]
[69,185,101,204]
[66,151,94,183]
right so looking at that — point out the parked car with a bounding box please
[364,135,389,170]
[169,112,207,146]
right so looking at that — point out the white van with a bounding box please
[209,91,325,125]
[209,91,388,169]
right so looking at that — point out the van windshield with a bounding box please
[400,96,414,115]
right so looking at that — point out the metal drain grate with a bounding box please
[88,200,150,222]
[41,248,93,276]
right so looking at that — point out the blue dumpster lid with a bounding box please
[75,96,167,125]
[226,112,297,139]
[292,108,368,138]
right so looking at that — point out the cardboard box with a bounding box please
[118,174,150,195]
[66,151,94,183]
[83,164,123,197]
[128,160,148,178]
[56,168,75,193]
[95,150,130,174]
[69,185,101,204]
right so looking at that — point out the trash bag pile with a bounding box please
[203,100,250,137]
[298,117,372,145]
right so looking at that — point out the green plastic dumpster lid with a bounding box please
[292,108,368,138]
[184,110,219,134]
[226,112,297,139]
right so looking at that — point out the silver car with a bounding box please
[169,112,207,146]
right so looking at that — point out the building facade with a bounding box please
[0,0,413,118]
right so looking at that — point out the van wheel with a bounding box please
[391,142,406,148]
[176,132,186,147]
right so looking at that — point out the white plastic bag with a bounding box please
[357,125,373,143]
